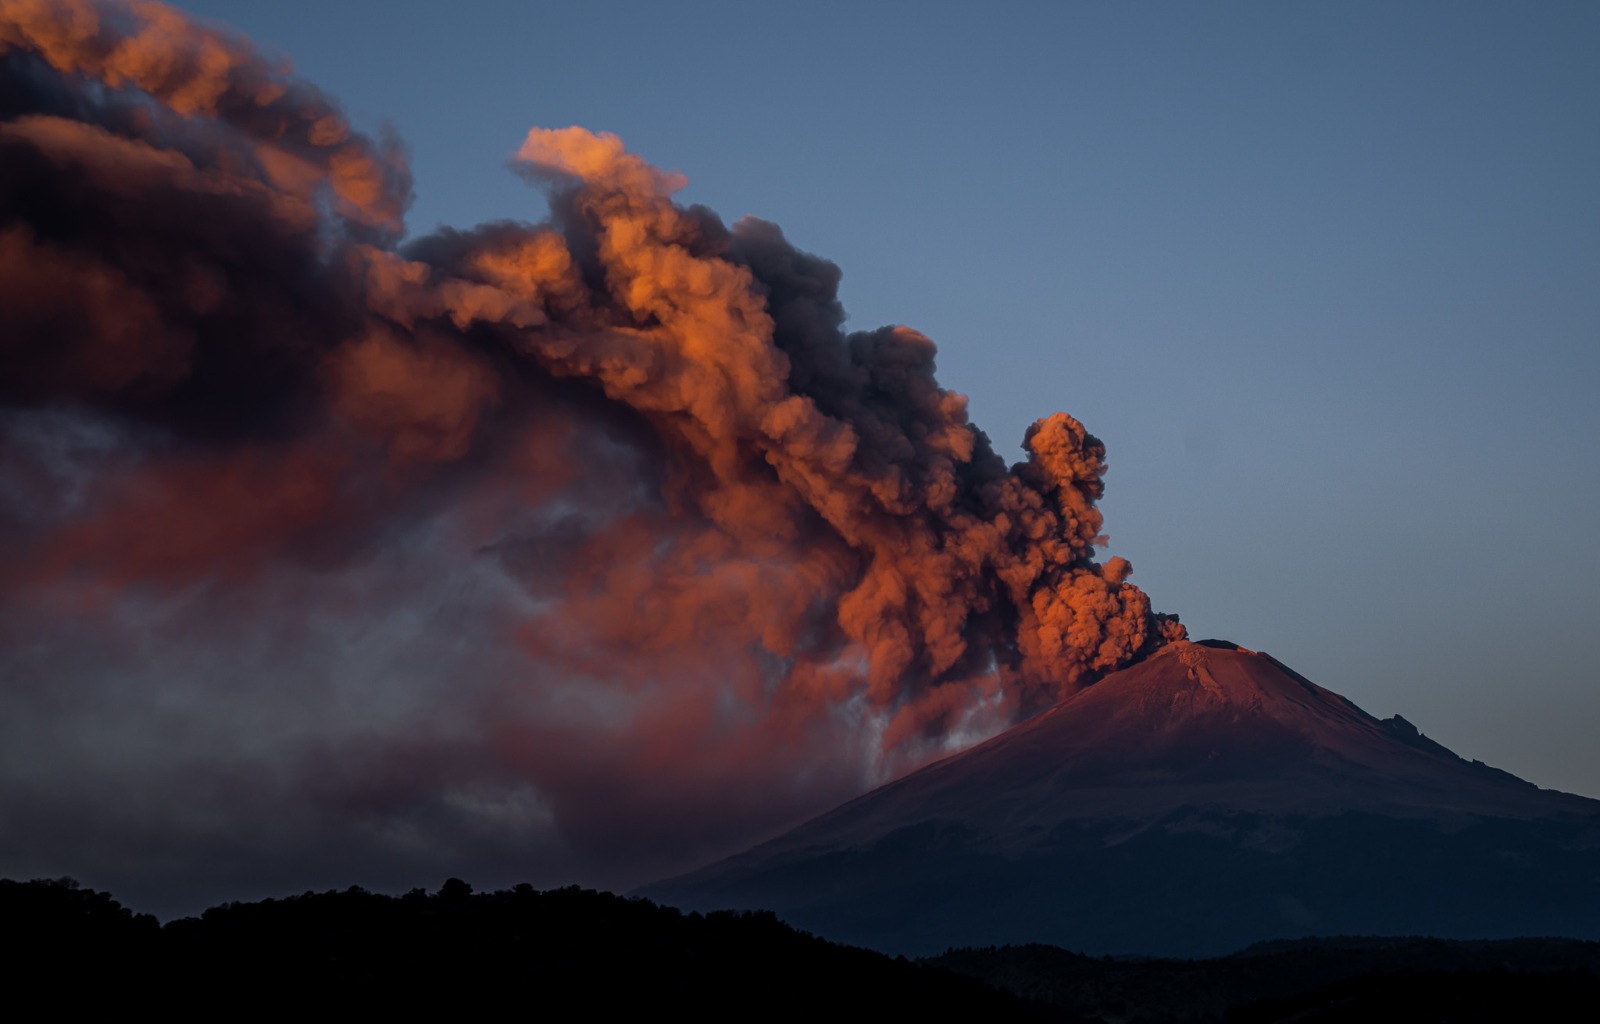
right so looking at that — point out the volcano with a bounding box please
[643,641,1600,956]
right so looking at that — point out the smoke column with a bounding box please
[0,0,1181,903]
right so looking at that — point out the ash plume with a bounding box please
[0,0,1181,905]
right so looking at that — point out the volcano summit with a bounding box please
[646,641,1600,956]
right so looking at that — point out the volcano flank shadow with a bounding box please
[643,641,1600,957]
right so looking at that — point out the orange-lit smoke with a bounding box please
[0,1,1182,887]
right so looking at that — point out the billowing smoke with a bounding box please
[0,0,1181,909]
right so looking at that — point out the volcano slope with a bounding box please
[643,641,1600,957]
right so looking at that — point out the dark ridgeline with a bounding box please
[927,939,1600,1022]
[0,877,1058,1018]
[6,878,1596,1021]
[644,641,1600,958]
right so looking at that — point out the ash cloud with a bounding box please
[0,0,1181,912]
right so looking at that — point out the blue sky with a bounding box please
[168,0,1599,796]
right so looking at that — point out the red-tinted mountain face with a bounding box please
[787,640,1592,846]
[645,642,1600,957]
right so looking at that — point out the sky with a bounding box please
[2,0,1597,915]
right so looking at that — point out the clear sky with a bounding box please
[2,1,1595,915]
[167,0,1598,792]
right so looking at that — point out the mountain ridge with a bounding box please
[642,641,1600,956]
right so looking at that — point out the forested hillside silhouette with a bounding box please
[8,876,1597,1020]
[0,877,1058,1017]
